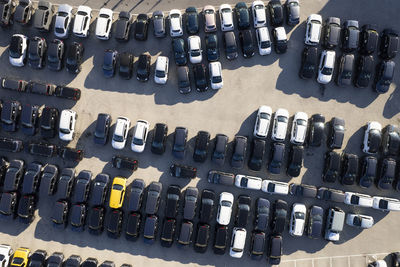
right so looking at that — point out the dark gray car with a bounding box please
[328,117,345,149]
[89,173,110,206]
[70,203,86,232]
[165,185,181,219]
[57,168,75,200]
[207,170,234,185]
[307,205,323,239]
[115,11,133,41]
[177,66,191,94]
[127,179,145,212]
[64,255,81,267]
[33,1,54,31]
[377,157,396,190]
[212,134,228,165]
[21,162,42,195]
[359,156,377,188]
[373,60,395,94]
[0,0,16,26]
[254,198,270,232]
[269,142,285,174]
[316,187,345,203]
[183,187,198,221]
[21,104,39,136]
[231,136,247,169]
[1,100,21,132]
[152,11,165,37]
[223,31,238,60]
[323,17,341,49]
[145,182,162,215]
[342,20,359,52]
[172,127,188,159]
[381,125,400,156]
[3,159,24,192]
[143,214,158,244]
[178,220,193,247]
[250,231,265,260]
[336,53,354,86]
[286,0,300,26]
[40,164,58,196]
[72,170,92,204]
[289,183,317,198]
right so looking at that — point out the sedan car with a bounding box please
[344,192,373,208]
[336,53,355,86]
[93,113,111,145]
[40,164,58,196]
[164,185,180,218]
[131,120,150,153]
[203,5,217,32]
[305,14,322,46]
[14,0,32,25]
[358,156,377,188]
[193,63,208,91]
[346,213,374,229]
[209,62,223,90]
[271,200,288,235]
[239,30,255,58]
[307,205,324,239]
[1,77,28,91]
[54,4,73,38]
[188,35,202,64]
[183,187,198,220]
[27,81,56,95]
[372,196,400,212]
[109,177,126,209]
[231,136,247,169]
[286,0,300,25]
[299,46,318,79]
[256,26,272,56]
[172,38,187,66]
[377,157,396,190]
[248,139,265,171]
[317,50,336,84]
[373,60,395,93]
[106,209,123,238]
[290,112,308,145]
[169,9,183,37]
[95,8,113,40]
[219,4,233,31]
[354,55,374,88]
[112,117,130,150]
[341,153,358,185]
[235,2,250,30]
[172,126,188,158]
[216,192,234,226]
[89,173,110,207]
[360,24,379,55]
[151,123,168,154]
[136,54,151,82]
[71,170,92,203]
[134,14,149,41]
[9,34,28,67]
[154,56,169,84]
[271,108,289,141]
[342,20,360,52]
[289,203,306,237]
[223,31,238,60]
[185,6,198,34]
[268,142,285,174]
[145,182,162,215]
[152,10,165,37]
[379,29,398,59]
[66,42,84,74]
[268,0,283,26]
[102,50,117,78]
[28,36,47,69]
[328,117,345,149]
[193,131,210,162]
[308,114,325,146]
[323,17,341,49]
[59,109,77,141]
[0,0,16,27]
[72,5,92,38]
[118,52,133,79]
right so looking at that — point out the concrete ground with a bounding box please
[0,0,399,266]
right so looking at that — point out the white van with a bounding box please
[324,207,345,242]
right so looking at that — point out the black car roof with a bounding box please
[126,212,140,233]
[138,54,150,68]
[360,55,374,70]
[272,142,285,161]
[305,46,318,62]
[196,224,210,244]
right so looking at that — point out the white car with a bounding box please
[256,27,271,55]
[219,4,234,31]
[344,192,373,208]
[254,105,272,138]
[0,245,13,267]
[112,116,131,150]
[289,203,307,237]
[73,5,92,37]
[95,8,113,40]
[188,36,202,64]
[272,108,289,141]
[234,175,262,190]
[54,4,73,39]
[346,213,374,229]
[154,56,169,84]
[131,120,150,153]
[229,227,246,258]
[290,112,308,145]
[305,14,322,45]
[59,109,77,141]
[216,192,234,225]
[252,1,267,28]
[169,9,183,37]
[372,196,400,212]
[317,50,335,84]
[261,180,289,195]
[209,62,223,89]
[362,121,382,154]
[9,34,28,67]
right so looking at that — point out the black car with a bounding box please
[89,173,110,207]
[115,11,133,41]
[341,153,358,185]
[145,182,162,215]
[33,1,54,31]
[70,203,86,231]
[269,142,285,174]
[205,34,219,62]
[379,29,398,59]
[268,235,283,265]
[143,214,158,244]
[342,20,360,52]
[28,36,47,69]
[54,86,81,101]
[377,157,396,190]
[289,183,317,198]
[64,255,81,267]
[3,159,24,192]
[0,157,7,182]
[236,195,250,228]
[112,155,138,171]
[177,220,193,247]
[58,147,83,162]
[136,54,151,81]
[14,0,32,24]
[308,114,325,147]
[358,156,377,188]
[194,223,210,253]
[359,24,378,55]
[28,142,58,158]
[322,151,341,183]
[29,250,47,267]
[102,50,118,78]
[231,136,247,169]
[151,123,168,154]
[107,209,123,238]
[172,126,188,158]
[235,2,250,30]
[40,106,59,138]
[94,113,111,145]
[1,100,21,132]
[239,30,255,58]
[193,64,208,92]
[248,139,265,171]
[391,252,400,267]
[40,164,58,196]
[199,189,215,223]
[286,0,300,25]
[354,55,374,88]
[21,162,42,195]
[0,191,17,218]
[177,66,191,94]
[271,199,287,235]
[160,218,176,247]
[250,231,265,260]
[373,60,395,93]
[193,131,210,162]
[299,46,318,79]
[119,52,134,79]
[223,31,238,60]
[254,198,269,232]
[0,0,16,26]
[183,187,198,221]
[46,253,64,267]
[213,225,228,254]
[316,187,345,203]
[268,0,283,26]
[328,117,345,149]
[126,179,145,213]
[56,168,75,200]
[185,7,199,34]
[212,134,228,165]
[125,212,141,240]
[134,14,149,41]
[88,206,105,235]
[72,170,92,203]
[307,205,324,239]
[207,170,235,186]
[28,81,56,95]
[1,77,28,91]
[382,125,400,156]
[0,137,23,153]
[287,145,303,177]
[51,200,68,227]
[66,42,84,74]
[323,17,341,49]
[172,38,187,66]
[336,53,355,86]
[47,39,65,71]
[165,185,180,218]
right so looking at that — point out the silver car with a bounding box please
[152,10,165,37]
[54,4,73,39]
[203,5,217,32]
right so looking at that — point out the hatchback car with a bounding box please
[14,0,32,25]
[358,156,377,188]
[0,0,16,27]
[152,10,165,37]
[231,136,247,169]
[289,203,306,237]
[328,117,345,149]
[136,54,151,82]
[109,177,126,209]
[134,14,149,41]
[219,4,233,31]
[360,24,378,55]
[286,0,300,25]
[145,182,162,215]
[119,52,133,79]
[223,31,238,60]
[66,42,84,74]
[193,63,208,91]
[193,131,210,162]
[379,29,398,59]
[272,27,288,53]
[373,60,395,93]
[112,116,130,150]
[239,30,255,58]
[95,8,113,40]
[203,5,217,32]
[185,7,198,34]
[151,123,168,154]
[255,26,272,56]
[59,109,77,141]
[216,192,234,226]
[131,120,150,153]
[229,227,246,258]
[354,55,374,88]
[268,0,283,26]
[169,9,183,37]
[248,139,266,171]
[254,105,272,138]
[54,4,72,39]
[9,34,28,67]
[342,20,360,52]
[56,168,75,200]
[188,35,202,64]
[272,108,289,141]
[28,36,47,69]
[305,14,322,46]
[299,46,318,79]
[1,100,21,132]
[102,50,117,78]
[177,66,191,94]
[115,11,133,41]
[183,187,198,220]
[73,5,92,38]
[235,2,250,30]
[89,173,110,207]
[341,153,358,185]
[323,17,341,49]
[154,56,169,84]
[271,200,288,235]
[322,151,341,182]
[317,50,336,84]
[172,126,187,158]
[172,38,187,66]
[268,142,285,174]
[377,157,396,190]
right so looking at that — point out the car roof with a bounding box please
[224,31,236,45]
[275,27,287,40]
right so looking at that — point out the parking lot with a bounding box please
[0,0,400,266]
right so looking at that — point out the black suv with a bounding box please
[54,86,81,101]
[308,114,325,147]
[235,2,250,30]
[323,151,341,183]
[0,0,16,26]
[165,185,180,218]
[354,55,374,88]
[66,42,84,74]
[107,209,123,238]
[112,155,138,171]
[1,77,28,91]
[102,49,117,78]
[115,11,133,41]
[172,38,187,66]
[51,200,68,227]
[88,206,105,235]
[94,113,111,145]
[134,14,149,41]
[40,164,58,196]
[72,170,92,203]
[193,131,210,162]
[235,195,251,228]
[271,200,287,235]
[269,142,285,174]
[327,117,345,149]
[40,107,59,138]
[254,198,270,232]
[377,157,396,190]
[119,52,134,79]
[373,60,395,94]
[268,0,283,26]
[160,218,176,247]
[0,191,18,218]
[28,36,47,69]
[340,153,358,185]
[323,17,341,49]
[360,24,378,55]
[213,225,228,254]
[3,159,24,192]
[299,46,318,79]
[193,64,208,92]
[342,20,360,52]
[14,0,32,25]
[212,134,229,165]
[172,127,188,158]
[89,173,110,207]
[58,147,83,162]
[287,145,303,177]
[379,29,398,59]
[336,53,354,86]
[151,123,168,154]
[29,142,58,157]
[18,195,35,223]
[223,31,238,60]
[136,54,151,82]
[169,164,197,179]
[28,81,56,95]
[231,136,247,169]
[199,189,215,223]
[248,139,265,171]
[185,7,199,34]
[70,203,87,232]
[239,30,255,58]
[21,104,39,135]
[47,39,65,71]
[56,168,75,200]
[21,162,42,195]
[359,156,377,188]
[194,223,210,253]
[125,211,141,240]
[1,100,21,132]
[381,125,400,156]
[205,34,220,62]
[0,137,23,153]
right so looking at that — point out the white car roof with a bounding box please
[219,4,232,12]
[275,27,287,41]
[203,5,215,11]
[323,50,336,68]
[156,56,168,70]
[235,175,262,189]
[170,9,181,15]
[345,192,373,206]
[259,105,272,114]
[262,180,289,194]
[58,4,72,13]
[77,5,92,13]
[368,121,382,131]
[294,111,308,121]
[220,191,234,202]
[209,61,222,76]
[99,8,113,17]
[232,227,246,248]
[133,120,149,139]
[59,110,74,130]
[188,35,201,49]
[293,203,307,213]
[115,117,129,136]
[257,27,270,41]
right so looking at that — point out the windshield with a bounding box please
[212,76,222,83]
[170,14,180,19]
[221,200,231,207]
[222,8,231,13]
[12,258,24,265]
[133,137,144,146]
[260,41,271,49]
[66,58,76,66]
[48,54,59,63]
[9,48,20,58]
[295,212,305,219]
[277,116,288,123]
[260,113,270,120]
[113,184,123,191]
[156,70,165,78]
[55,27,65,34]
[205,9,214,14]
[191,49,200,57]
[58,11,68,17]
[297,119,307,126]
[255,5,264,9]
[321,67,333,75]
[77,11,87,16]
[99,14,109,18]
[113,134,124,142]
[60,128,70,134]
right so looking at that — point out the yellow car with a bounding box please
[11,248,30,267]
[109,177,127,209]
